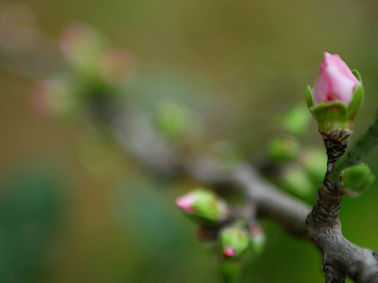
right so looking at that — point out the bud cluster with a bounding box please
[176,188,266,264]
[264,105,327,202]
[31,23,136,116]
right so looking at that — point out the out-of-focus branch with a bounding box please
[110,108,311,236]
[107,104,378,282]
[0,4,62,80]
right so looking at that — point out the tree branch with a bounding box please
[330,112,378,182]
[105,106,378,282]
[306,117,378,282]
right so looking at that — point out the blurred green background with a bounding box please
[1,0,378,282]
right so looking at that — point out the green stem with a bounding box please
[329,111,378,182]
[220,261,242,283]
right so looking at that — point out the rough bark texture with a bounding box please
[305,129,378,282]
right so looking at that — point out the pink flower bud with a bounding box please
[312,52,359,106]
[175,195,195,213]
[224,246,235,258]
[60,24,99,58]
[98,48,136,84]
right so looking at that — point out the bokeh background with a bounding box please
[1,0,378,282]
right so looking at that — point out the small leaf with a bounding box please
[306,86,314,109]
[347,82,364,121]
[352,69,362,81]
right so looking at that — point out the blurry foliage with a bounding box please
[0,165,66,283]
[113,178,219,283]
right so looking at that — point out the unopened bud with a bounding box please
[267,135,300,163]
[342,164,375,197]
[281,165,315,200]
[279,105,311,136]
[299,148,327,187]
[31,79,74,116]
[307,52,364,133]
[176,189,229,225]
[155,101,193,141]
[60,24,104,76]
[98,48,136,85]
[224,246,236,258]
[220,226,250,259]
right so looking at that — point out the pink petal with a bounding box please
[176,195,195,213]
[224,246,235,257]
[312,52,359,105]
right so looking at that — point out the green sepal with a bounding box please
[352,69,362,81]
[306,86,314,109]
[346,72,364,121]
[342,164,375,197]
[309,101,352,133]
[220,226,250,259]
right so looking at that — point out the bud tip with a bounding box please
[176,195,195,212]
[224,246,235,258]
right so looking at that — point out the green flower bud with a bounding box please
[267,135,300,163]
[299,148,327,187]
[279,105,311,136]
[60,24,105,77]
[341,164,375,197]
[176,189,229,225]
[155,101,193,141]
[220,226,250,259]
[31,79,76,116]
[281,165,315,199]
